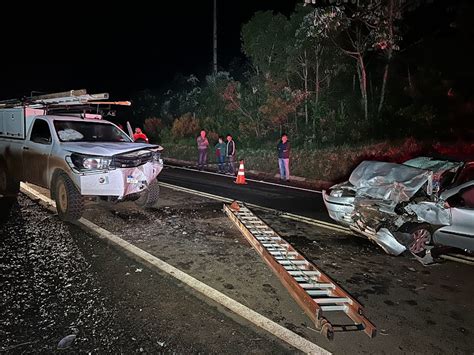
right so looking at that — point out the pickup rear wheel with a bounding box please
[0,163,19,222]
[54,173,84,222]
[135,179,160,209]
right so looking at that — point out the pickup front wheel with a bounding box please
[135,179,160,209]
[54,173,84,222]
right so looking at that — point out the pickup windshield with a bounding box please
[53,120,131,143]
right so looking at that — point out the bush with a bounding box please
[171,113,200,140]
[143,117,164,143]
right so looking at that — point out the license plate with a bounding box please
[127,175,138,184]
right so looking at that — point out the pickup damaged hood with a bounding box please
[61,142,162,156]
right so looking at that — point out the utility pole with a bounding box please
[213,0,218,75]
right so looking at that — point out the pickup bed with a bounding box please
[0,108,163,222]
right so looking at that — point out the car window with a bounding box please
[456,164,474,186]
[54,120,131,143]
[447,186,474,209]
[30,119,52,145]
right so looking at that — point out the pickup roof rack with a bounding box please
[0,89,130,117]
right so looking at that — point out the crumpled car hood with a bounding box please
[349,161,432,203]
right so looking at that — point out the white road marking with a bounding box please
[158,182,351,234]
[20,183,331,355]
[164,164,324,194]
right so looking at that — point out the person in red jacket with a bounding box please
[133,127,149,143]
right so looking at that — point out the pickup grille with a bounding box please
[113,151,153,168]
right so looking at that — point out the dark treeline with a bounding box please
[128,0,474,148]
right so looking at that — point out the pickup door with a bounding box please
[22,118,53,187]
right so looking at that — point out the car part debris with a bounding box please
[224,201,376,340]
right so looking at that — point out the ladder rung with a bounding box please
[270,251,298,256]
[265,243,287,248]
[274,256,297,260]
[314,297,351,304]
[320,305,347,312]
[288,270,320,276]
[278,260,307,265]
[283,264,314,271]
[293,276,320,283]
[299,283,334,289]
[256,237,280,241]
[262,243,285,248]
[307,289,330,296]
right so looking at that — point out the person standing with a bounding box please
[277,133,290,181]
[133,127,149,143]
[196,130,210,171]
[215,136,226,173]
[225,134,236,175]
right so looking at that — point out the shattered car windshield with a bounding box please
[54,121,131,143]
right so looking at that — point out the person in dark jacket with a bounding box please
[277,133,290,181]
[215,136,226,173]
[225,134,236,175]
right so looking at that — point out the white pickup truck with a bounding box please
[0,92,163,222]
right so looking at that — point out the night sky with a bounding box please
[0,1,297,101]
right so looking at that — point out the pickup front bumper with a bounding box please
[75,160,163,198]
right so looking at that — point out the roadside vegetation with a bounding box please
[124,1,473,181]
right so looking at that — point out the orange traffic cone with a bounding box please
[234,160,247,185]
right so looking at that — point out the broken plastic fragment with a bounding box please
[57,334,76,349]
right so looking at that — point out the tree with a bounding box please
[241,11,290,79]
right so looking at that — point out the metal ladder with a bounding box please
[224,201,376,340]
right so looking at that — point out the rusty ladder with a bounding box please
[224,201,376,340]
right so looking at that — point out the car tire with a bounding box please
[0,162,19,223]
[405,223,432,257]
[135,179,160,209]
[54,173,84,222]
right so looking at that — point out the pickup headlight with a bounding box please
[70,153,112,171]
[152,151,161,162]
[330,189,343,198]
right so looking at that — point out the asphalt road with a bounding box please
[0,195,294,354]
[159,165,331,222]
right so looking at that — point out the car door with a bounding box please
[434,182,474,252]
[22,118,53,187]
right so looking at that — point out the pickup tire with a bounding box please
[135,179,160,209]
[54,173,84,222]
[0,162,19,222]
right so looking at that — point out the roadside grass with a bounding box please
[160,138,473,183]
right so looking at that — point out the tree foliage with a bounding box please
[130,1,471,146]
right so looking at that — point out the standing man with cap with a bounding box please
[277,133,290,181]
[196,130,210,171]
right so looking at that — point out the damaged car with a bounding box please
[323,157,474,264]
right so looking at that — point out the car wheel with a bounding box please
[54,173,84,222]
[407,223,432,257]
[0,162,19,223]
[135,179,160,209]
